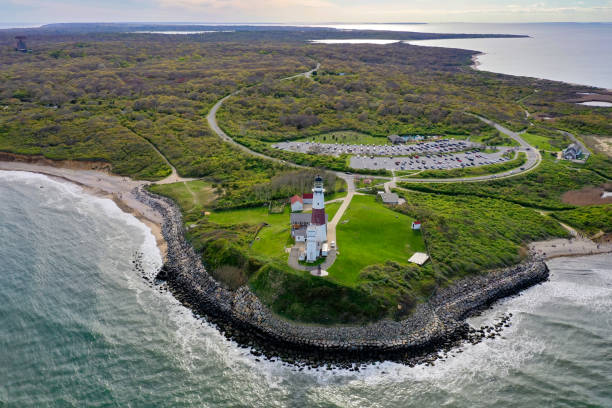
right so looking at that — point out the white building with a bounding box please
[562,143,583,160]
[412,221,422,230]
[290,195,303,212]
[302,193,313,204]
[305,225,319,262]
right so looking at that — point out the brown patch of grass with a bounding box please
[211,265,248,290]
[561,183,612,206]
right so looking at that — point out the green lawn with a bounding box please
[148,180,216,212]
[298,131,390,145]
[325,191,348,202]
[329,195,426,286]
[209,202,342,263]
[521,132,560,151]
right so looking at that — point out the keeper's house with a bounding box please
[290,195,303,212]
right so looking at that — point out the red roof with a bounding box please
[290,195,303,204]
[302,193,313,199]
[311,208,326,225]
[413,221,421,225]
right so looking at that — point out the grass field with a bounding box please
[208,202,342,262]
[149,180,216,213]
[521,132,561,151]
[328,195,426,286]
[298,131,391,145]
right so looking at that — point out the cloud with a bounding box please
[2,0,612,23]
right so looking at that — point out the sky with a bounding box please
[1,0,612,24]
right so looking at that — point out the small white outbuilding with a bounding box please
[408,252,429,266]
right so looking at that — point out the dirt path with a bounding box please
[148,142,196,185]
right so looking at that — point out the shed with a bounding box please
[408,252,429,266]
[412,221,421,230]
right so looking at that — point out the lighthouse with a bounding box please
[310,175,327,244]
[290,175,329,263]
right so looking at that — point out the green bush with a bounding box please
[552,205,612,235]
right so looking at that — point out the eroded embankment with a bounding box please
[135,186,549,365]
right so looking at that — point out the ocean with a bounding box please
[1,171,611,407]
[312,23,612,90]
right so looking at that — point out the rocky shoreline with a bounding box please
[134,185,550,366]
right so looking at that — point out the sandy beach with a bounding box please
[530,237,612,260]
[0,158,168,258]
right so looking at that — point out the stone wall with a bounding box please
[134,186,549,361]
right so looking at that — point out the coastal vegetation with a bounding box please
[394,191,569,279]
[551,205,612,235]
[399,156,607,210]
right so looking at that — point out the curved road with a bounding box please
[206,67,541,186]
[388,116,542,188]
[205,63,544,268]
[206,63,320,168]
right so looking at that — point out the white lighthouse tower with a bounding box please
[310,175,327,244]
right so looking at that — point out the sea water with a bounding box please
[1,171,611,407]
[314,23,612,89]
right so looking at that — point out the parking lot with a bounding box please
[350,148,514,171]
[273,139,516,171]
[273,139,478,157]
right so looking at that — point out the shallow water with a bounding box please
[1,171,611,407]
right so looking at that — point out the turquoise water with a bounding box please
[1,171,611,407]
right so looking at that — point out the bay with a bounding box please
[313,23,612,89]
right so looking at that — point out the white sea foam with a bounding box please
[0,170,162,279]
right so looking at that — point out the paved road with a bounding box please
[204,63,545,271]
[205,62,320,168]
[393,116,542,184]
[326,175,355,246]
[207,82,540,185]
